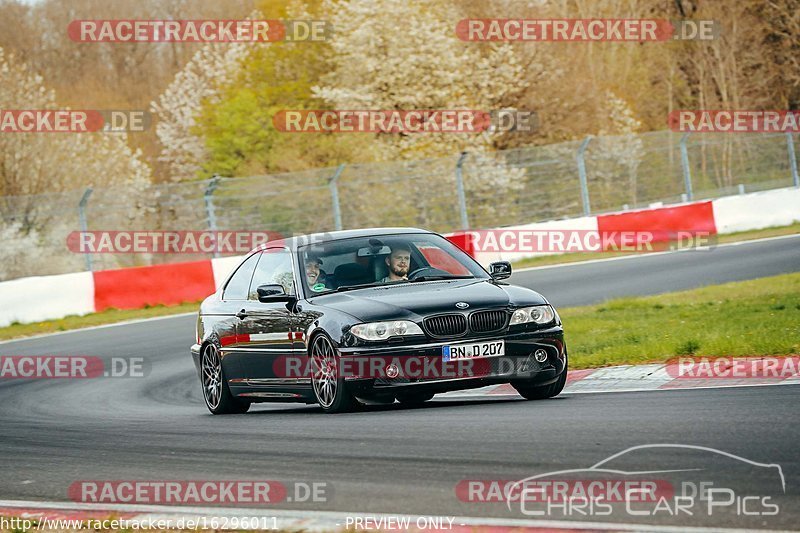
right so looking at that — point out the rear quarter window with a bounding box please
[222,253,259,300]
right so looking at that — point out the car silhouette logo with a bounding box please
[455,302,469,309]
[504,443,786,514]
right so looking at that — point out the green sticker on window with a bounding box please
[312,283,327,292]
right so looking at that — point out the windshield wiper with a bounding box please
[408,275,475,283]
[333,282,385,292]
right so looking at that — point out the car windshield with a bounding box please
[298,233,489,296]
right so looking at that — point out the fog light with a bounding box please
[534,349,548,363]
[386,363,400,378]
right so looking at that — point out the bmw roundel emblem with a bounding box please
[455,302,469,309]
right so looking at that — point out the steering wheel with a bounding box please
[407,267,451,281]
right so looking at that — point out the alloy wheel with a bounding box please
[311,335,338,408]
[202,344,223,410]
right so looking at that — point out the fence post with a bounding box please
[455,151,470,229]
[576,136,592,216]
[787,132,799,188]
[204,175,220,258]
[78,188,93,271]
[329,164,345,231]
[680,133,694,201]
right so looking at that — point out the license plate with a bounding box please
[442,340,505,362]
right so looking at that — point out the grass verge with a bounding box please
[563,272,800,369]
[511,222,800,270]
[0,301,200,342]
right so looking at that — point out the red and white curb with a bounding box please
[440,361,800,399]
[0,499,789,532]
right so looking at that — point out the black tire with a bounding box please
[310,334,358,413]
[512,359,568,400]
[201,343,251,414]
[396,392,435,405]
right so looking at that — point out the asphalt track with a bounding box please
[1,235,798,530]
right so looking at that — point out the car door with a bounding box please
[235,247,297,385]
[216,251,261,385]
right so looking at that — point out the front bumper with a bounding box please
[339,326,566,395]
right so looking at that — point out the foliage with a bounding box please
[151,42,250,181]
[0,47,150,196]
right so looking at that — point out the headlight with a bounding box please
[350,320,424,341]
[510,305,555,326]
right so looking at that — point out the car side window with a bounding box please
[248,249,296,300]
[222,253,259,300]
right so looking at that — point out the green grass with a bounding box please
[512,222,800,270]
[562,272,800,369]
[0,301,200,342]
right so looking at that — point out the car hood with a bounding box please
[310,279,548,322]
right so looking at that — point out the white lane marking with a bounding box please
[0,312,196,346]
[0,499,788,533]
[566,381,800,394]
[440,380,800,400]
[513,232,800,273]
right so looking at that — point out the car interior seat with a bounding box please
[332,263,373,288]
[373,255,389,281]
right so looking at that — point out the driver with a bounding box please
[379,244,411,283]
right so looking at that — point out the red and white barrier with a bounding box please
[463,186,799,266]
[0,186,798,328]
[712,186,800,233]
[452,215,599,265]
[0,257,242,328]
[596,200,716,243]
[93,261,215,312]
[459,201,718,266]
[0,271,95,327]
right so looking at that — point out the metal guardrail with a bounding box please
[0,130,797,280]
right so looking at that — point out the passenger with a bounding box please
[305,256,329,291]
[379,244,411,283]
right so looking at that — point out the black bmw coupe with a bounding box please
[191,228,567,413]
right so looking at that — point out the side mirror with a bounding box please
[257,284,292,302]
[488,261,512,280]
